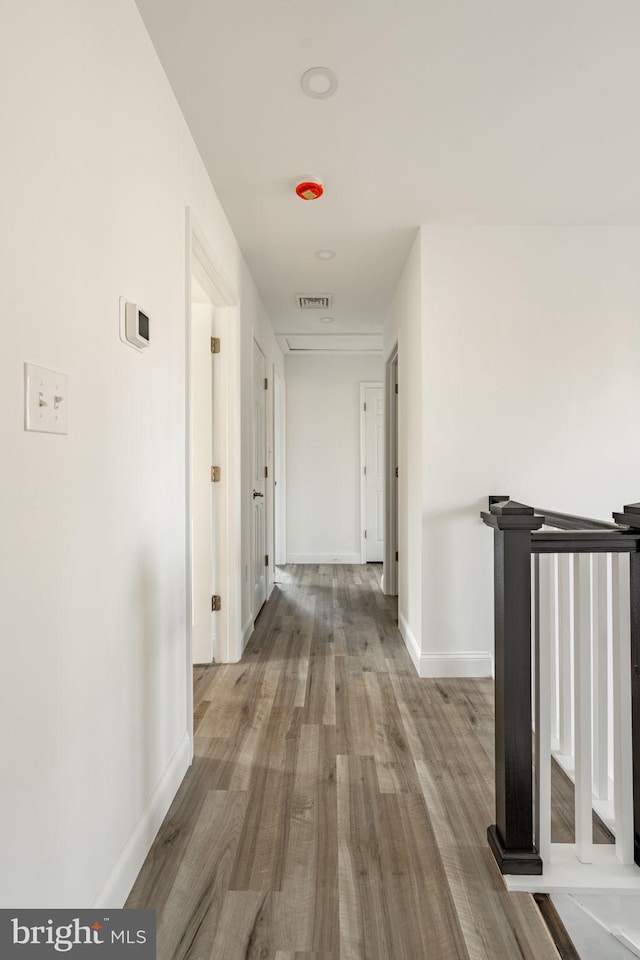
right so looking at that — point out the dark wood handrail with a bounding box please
[532,530,640,553]
[534,508,618,531]
[488,495,618,531]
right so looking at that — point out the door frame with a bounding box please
[383,343,399,595]
[359,381,383,564]
[190,297,217,666]
[250,338,268,619]
[185,208,239,753]
[274,373,286,566]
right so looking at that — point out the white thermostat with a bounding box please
[124,301,151,348]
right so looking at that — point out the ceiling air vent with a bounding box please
[296,294,333,310]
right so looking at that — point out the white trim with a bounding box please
[505,844,640,895]
[398,612,493,678]
[286,553,362,564]
[383,345,398,596]
[92,733,191,908]
[274,374,286,566]
[251,340,276,606]
[617,930,640,958]
[186,208,242,678]
[191,234,238,308]
[242,614,254,651]
[266,362,275,598]
[419,651,494,678]
[250,338,268,619]
[359,381,383,564]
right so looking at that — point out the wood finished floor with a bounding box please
[127,564,567,960]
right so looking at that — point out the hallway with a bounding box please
[127,565,559,959]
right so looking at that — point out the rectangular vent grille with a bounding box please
[296,294,333,310]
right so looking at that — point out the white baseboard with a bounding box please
[398,613,493,678]
[92,732,191,908]
[242,614,254,652]
[419,651,494,678]
[506,845,640,895]
[286,553,362,564]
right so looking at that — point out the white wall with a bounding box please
[383,233,424,669]
[0,0,280,908]
[388,224,640,677]
[286,354,383,563]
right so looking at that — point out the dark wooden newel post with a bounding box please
[487,499,543,874]
[612,502,640,867]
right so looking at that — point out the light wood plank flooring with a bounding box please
[127,564,564,959]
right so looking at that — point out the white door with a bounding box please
[364,384,384,562]
[191,301,216,663]
[274,375,286,566]
[252,341,267,613]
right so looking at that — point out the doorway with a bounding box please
[185,209,239,747]
[252,340,267,615]
[190,287,216,664]
[383,345,399,595]
[274,374,286,567]
[360,381,384,563]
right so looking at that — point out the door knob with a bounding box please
[253,490,264,498]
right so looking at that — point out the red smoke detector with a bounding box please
[295,178,324,201]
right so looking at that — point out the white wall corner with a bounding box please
[92,733,191,909]
[399,614,493,678]
[419,651,494,679]
[242,614,255,652]
[398,612,421,676]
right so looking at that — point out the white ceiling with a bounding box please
[135,0,640,341]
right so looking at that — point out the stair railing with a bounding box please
[481,496,640,887]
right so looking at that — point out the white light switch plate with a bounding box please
[24,363,68,434]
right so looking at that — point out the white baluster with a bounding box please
[558,553,574,760]
[574,552,593,864]
[535,553,553,864]
[592,553,609,801]
[549,553,559,751]
[612,552,634,865]
[531,562,537,733]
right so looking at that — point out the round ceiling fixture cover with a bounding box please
[295,178,324,201]
[301,67,338,99]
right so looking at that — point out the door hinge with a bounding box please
[395,467,399,478]
[395,383,398,394]
[264,465,268,479]
[265,554,269,567]
[364,530,367,539]
[211,465,221,482]
[363,465,367,475]
[264,377,268,390]
[211,337,221,354]
[363,402,367,411]
[211,594,222,612]
[395,550,399,562]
